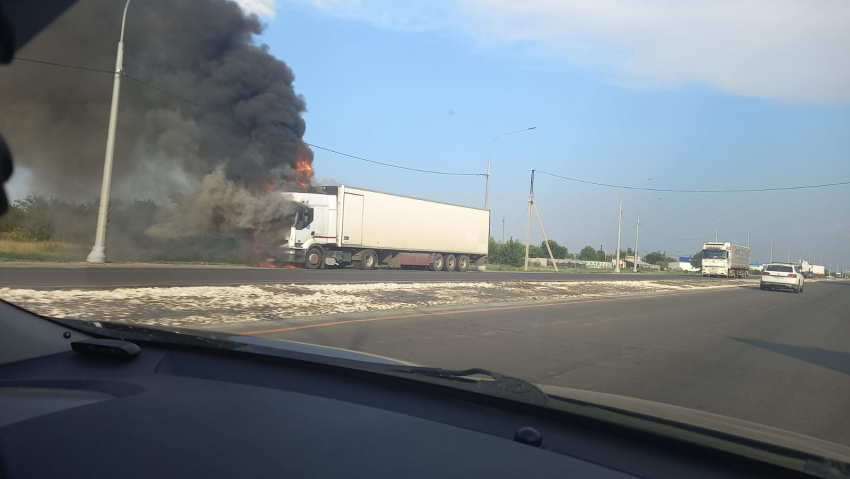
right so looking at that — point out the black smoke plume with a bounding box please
[0,0,312,261]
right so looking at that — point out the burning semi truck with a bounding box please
[258,186,490,271]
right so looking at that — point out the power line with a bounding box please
[302,143,484,177]
[512,207,527,227]
[536,170,850,194]
[123,73,203,109]
[641,224,714,242]
[14,56,485,178]
[13,56,113,75]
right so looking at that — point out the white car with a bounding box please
[760,263,804,293]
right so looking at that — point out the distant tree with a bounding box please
[579,246,598,261]
[596,249,606,261]
[502,239,527,267]
[488,237,501,262]
[542,240,569,259]
[644,251,668,265]
[690,251,704,269]
[528,244,545,258]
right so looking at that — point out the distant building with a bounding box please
[678,256,699,273]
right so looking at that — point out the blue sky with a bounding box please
[10,0,847,266]
[251,1,849,265]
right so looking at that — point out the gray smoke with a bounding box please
[0,0,312,247]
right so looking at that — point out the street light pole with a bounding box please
[632,197,662,273]
[614,196,623,273]
[614,178,652,273]
[87,0,132,263]
[715,215,733,242]
[633,212,640,273]
[484,127,535,210]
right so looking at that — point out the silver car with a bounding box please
[760,263,804,293]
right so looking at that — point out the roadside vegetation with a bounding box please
[0,196,247,263]
[487,237,684,273]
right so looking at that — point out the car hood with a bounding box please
[538,384,850,474]
[49,317,850,476]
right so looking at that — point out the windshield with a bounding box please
[1,0,849,454]
[766,265,794,272]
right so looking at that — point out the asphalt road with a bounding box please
[0,264,717,289]
[230,280,850,447]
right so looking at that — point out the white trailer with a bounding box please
[269,186,490,271]
[701,242,751,278]
[812,265,825,278]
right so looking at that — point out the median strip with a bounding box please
[0,278,753,328]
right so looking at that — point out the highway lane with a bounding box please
[234,280,850,447]
[0,263,718,289]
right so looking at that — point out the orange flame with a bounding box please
[265,182,274,193]
[256,260,302,269]
[295,145,314,190]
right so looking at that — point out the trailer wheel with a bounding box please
[356,250,378,270]
[444,254,457,272]
[430,253,445,271]
[305,246,324,269]
[457,255,469,272]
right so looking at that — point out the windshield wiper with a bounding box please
[382,366,548,406]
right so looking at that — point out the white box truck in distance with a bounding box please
[271,186,490,271]
[701,242,751,278]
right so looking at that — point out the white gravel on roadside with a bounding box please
[0,279,750,327]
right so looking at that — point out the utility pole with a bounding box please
[715,215,732,243]
[87,0,132,263]
[524,171,534,272]
[770,238,773,263]
[502,217,505,243]
[484,127,535,210]
[523,170,558,272]
[614,196,623,273]
[633,212,640,273]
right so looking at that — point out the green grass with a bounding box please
[0,239,89,262]
[483,263,693,275]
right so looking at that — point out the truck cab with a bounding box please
[276,192,337,265]
[701,245,730,276]
[701,242,751,278]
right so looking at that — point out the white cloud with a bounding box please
[237,0,277,17]
[291,0,850,103]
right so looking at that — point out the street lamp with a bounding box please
[633,197,663,273]
[715,215,733,242]
[614,178,653,273]
[87,0,132,263]
[787,241,797,263]
[484,127,536,210]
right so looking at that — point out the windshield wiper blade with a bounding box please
[384,366,548,406]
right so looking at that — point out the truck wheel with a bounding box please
[305,246,324,269]
[444,254,457,272]
[358,250,378,270]
[457,255,469,272]
[430,253,444,271]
